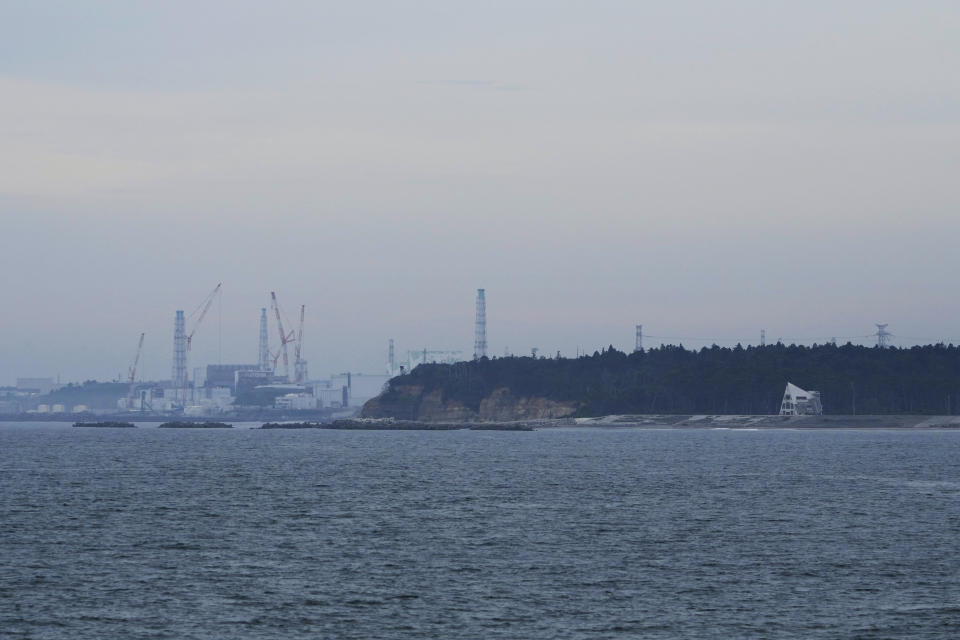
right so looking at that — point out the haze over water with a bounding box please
[2,424,959,638]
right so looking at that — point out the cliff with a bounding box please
[361,385,577,422]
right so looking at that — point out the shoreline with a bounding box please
[4,414,960,430]
[565,414,960,430]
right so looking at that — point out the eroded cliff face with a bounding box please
[477,388,577,421]
[415,390,476,422]
[361,385,577,422]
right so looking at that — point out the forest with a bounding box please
[386,343,960,416]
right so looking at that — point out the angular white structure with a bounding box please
[779,382,823,416]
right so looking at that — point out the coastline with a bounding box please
[4,414,960,430]
[566,414,960,429]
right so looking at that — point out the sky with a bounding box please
[1,1,958,385]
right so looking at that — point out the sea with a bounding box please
[1,423,959,639]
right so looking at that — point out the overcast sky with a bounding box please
[1,1,958,384]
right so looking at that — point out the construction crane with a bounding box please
[126,332,145,407]
[270,291,296,382]
[293,304,308,383]
[182,283,222,402]
[186,283,222,354]
[128,332,145,384]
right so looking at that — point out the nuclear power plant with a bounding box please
[114,285,495,416]
[118,283,496,415]
[111,285,394,416]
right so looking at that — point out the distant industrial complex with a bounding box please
[125,284,475,416]
[0,287,493,418]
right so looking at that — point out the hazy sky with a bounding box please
[2,1,958,384]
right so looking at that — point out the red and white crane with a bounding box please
[270,291,296,382]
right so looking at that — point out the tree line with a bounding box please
[385,343,960,416]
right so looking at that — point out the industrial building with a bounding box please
[315,386,348,408]
[308,373,390,409]
[275,393,318,410]
[16,378,56,394]
[236,370,273,396]
[205,364,260,392]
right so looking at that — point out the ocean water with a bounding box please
[1,424,959,639]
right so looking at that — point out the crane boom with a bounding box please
[293,304,308,383]
[180,282,222,405]
[128,332,145,384]
[295,305,305,361]
[271,291,295,382]
[186,283,222,351]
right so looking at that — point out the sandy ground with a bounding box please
[567,414,960,429]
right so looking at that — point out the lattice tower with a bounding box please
[172,310,186,393]
[875,324,891,348]
[258,308,270,371]
[474,289,487,359]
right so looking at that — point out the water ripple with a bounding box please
[1,425,959,638]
